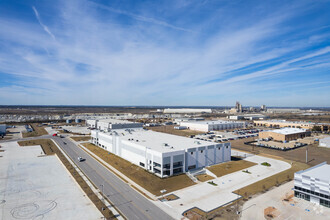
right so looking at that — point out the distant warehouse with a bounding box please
[91,128,231,178]
[259,128,310,142]
[163,108,212,114]
[0,124,6,136]
[86,119,143,131]
[179,120,246,132]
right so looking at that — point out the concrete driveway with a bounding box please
[153,151,291,219]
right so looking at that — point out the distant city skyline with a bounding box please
[0,0,329,107]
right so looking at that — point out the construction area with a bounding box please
[241,181,330,220]
[154,150,292,219]
[0,141,102,220]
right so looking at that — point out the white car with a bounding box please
[77,157,84,162]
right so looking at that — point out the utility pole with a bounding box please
[306,146,308,164]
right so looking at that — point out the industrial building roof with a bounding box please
[269,128,306,135]
[100,128,220,153]
[97,119,141,125]
[181,120,244,125]
[297,162,330,182]
[256,119,315,125]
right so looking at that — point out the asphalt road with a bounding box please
[51,136,173,220]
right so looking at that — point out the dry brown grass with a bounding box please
[196,174,214,182]
[71,136,91,142]
[162,194,179,201]
[207,159,257,177]
[146,125,204,137]
[82,143,196,196]
[18,139,116,219]
[22,124,48,138]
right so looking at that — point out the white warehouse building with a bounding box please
[91,128,231,178]
[319,137,330,148]
[0,124,6,135]
[294,162,330,208]
[86,119,143,131]
[180,120,247,132]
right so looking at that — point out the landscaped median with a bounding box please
[233,160,310,198]
[18,139,116,219]
[71,136,91,142]
[196,174,215,182]
[207,157,257,177]
[81,143,196,196]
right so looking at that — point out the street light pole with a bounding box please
[100,184,105,211]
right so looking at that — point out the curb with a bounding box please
[51,139,124,220]
[76,141,158,201]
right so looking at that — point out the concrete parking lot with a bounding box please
[4,125,27,139]
[0,141,101,220]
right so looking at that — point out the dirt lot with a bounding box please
[71,136,91,142]
[231,137,330,166]
[22,123,48,138]
[18,139,115,219]
[82,143,196,196]
[207,157,257,177]
[146,125,204,137]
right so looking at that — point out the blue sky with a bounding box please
[0,0,329,107]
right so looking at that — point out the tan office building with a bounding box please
[259,128,309,142]
[254,120,314,129]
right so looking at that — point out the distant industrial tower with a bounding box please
[260,105,267,111]
[236,101,242,113]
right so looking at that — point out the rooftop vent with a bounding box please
[162,143,169,147]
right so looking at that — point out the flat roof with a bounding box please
[181,120,244,125]
[98,119,141,124]
[269,128,306,135]
[100,128,219,153]
[298,163,330,182]
[256,119,315,124]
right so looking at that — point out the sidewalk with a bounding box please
[70,138,158,201]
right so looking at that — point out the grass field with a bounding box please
[207,158,257,177]
[22,124,48,138]
[146,125,204,137]
[18,139,115,219]
[82,143,196,196]
[71,136,91,142]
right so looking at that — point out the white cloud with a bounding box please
[0,0,329,106]
[32,6,56,40]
